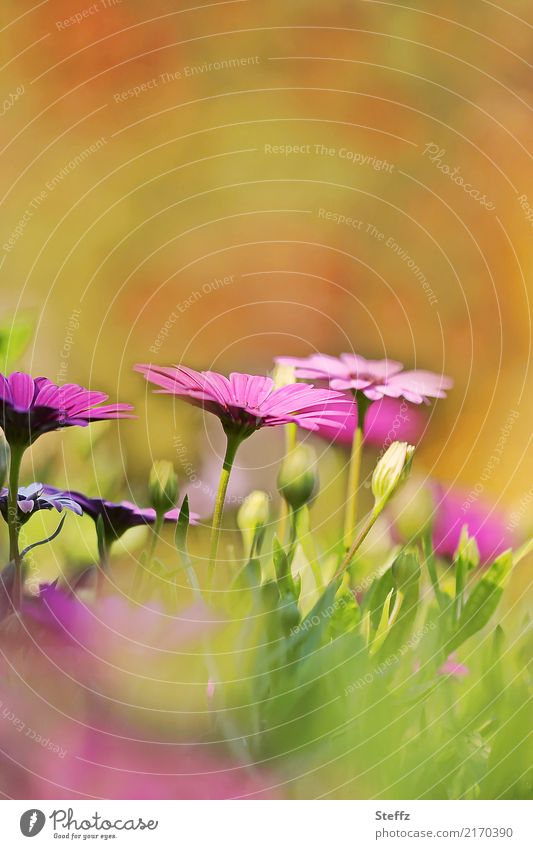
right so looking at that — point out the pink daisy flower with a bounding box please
[276,353,453,404]
[135,363,351,569]
[276,353,451,550]
[0,371,134,447]
[134,364,351,435]
[1,372,134,611]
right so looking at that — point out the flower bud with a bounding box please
[454,524,480,570]
[238,490,270,531]
[392,550,421,589]
[149,460,178,515]
[371,442,415,513]
[271,363,296,389]
[237,490,270,555]
[277,444,319,511]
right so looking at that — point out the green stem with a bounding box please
[148,514,164,565]
[7,443,24,611]
[278,422,297,542]
[285,421,297,453]
[334,506,380,582]
[130,514,163,599]
[454,557,465,621]
[422,530,446,611]
[286,506,298,564]
[208,429,243,585]
[96,540,111,598]
[343,392,370,550]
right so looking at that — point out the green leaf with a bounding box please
[289,578,341,659]
[233,557,262,591]
[446,550,513,654]
[272,534,298,596]
[369,588,403,656]
[363,565,395,630]
[272,535,289,581]
[327,587,360,639]
[423,529,449,610]
[380,551,421,657]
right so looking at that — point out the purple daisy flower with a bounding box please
[0,371,134,447]
[276,353,453,404]
[52,489,198,544]
[0,482,83,524]
[134,364,352,434]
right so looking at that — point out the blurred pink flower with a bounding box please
[276,353,453,404]
[22,586,220,657]
[438,654,469,678]
[0,689,274,799]
[307,396,425,448]
[432,484,515,565]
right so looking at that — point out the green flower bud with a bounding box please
[277,444,319,511]
[237,490,270,555]
[238,490,270,531]
[149,460,178,515]
[454,524,480,570]
[392,550,421,589]
[371,442,415,513]
[271,363,296,389]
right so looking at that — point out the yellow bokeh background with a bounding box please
[1,0,531,523]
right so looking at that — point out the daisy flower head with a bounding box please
[135,363,352,570]
[0,483,82,524]
[53,489,198,546]
[134,364,352,437]
[0,372,134,448]
[276,353,453,404]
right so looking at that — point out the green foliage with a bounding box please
[0,313,33,372]
[446,550,513,654]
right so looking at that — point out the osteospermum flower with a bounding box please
[0,483,82,523]
[135,364,352,569]
[134,364,352,434]
[276,353,453,404]
[0,371,134,447]
[49,489,198,545]
[276,353,452,548]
